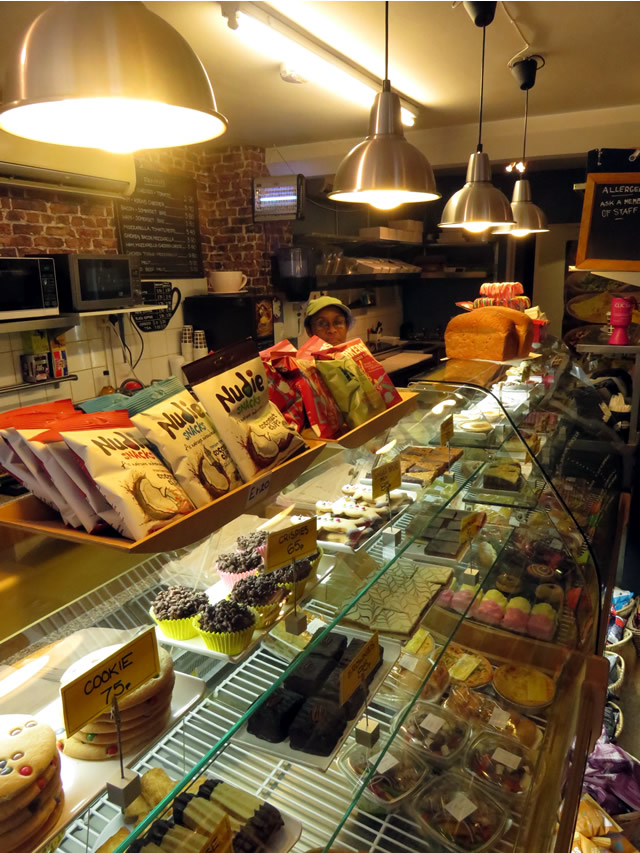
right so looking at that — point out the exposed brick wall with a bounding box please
[0,144,291,292]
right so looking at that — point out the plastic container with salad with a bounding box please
[339,742,429,813]
[465,732,534,798]
[395,701,469,766]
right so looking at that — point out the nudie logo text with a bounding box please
[155,399,207,441]
[216,370,265,414]
[90,431,150,457]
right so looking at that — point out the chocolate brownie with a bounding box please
[247,687,304,743]
[288,698,347,755]
[284,654,336,697]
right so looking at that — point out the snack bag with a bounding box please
[293,337,343,439]
[322,338,402,408]
[58,414,194,540]
[315,351,385,429]
[183,339,306,482]
[260,342,305,432]
[0,401,78,523]
[78,393,132,413]
[127,376,242,507]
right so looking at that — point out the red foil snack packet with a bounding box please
[294,338,343,439]
[321,338,402,408]
[260,342,306,432]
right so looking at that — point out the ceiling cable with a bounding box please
[477,25,486,151]
[522,88,529,164]
[384,0,389,81]
[501,1,531,67]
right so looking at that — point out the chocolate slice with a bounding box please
[319,669,366,720]
[284,654,336,697]
[309,628,347,660]
[247,687,304,742]
[289,698,347,755]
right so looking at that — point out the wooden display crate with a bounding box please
[0,441,325,554]
[302,389,418,449]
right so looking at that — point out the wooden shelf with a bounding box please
[302,390,418,449]
[421,271,487,279]
[316,272,420,287]
[0,441,325,553]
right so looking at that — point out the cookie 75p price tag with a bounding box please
[266,516,318,573]
[371,458,401,499]
[60,627,161,738]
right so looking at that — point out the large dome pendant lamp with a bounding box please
[439,2,513,233]
[0,2,227,153]
[494,56,549,237]
[328,1,439,210]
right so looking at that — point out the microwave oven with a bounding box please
[0,257,59,319]
[27,253,142,313]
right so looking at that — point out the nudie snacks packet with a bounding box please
[127,376,242,507]
[183,339,305,482]
[59,414,194,540]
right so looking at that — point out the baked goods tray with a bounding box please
[316,502,414,555]
[92,798,302,853]
[32,672,205,853]
[233,628,401,772]
[153,551,335,664]
[301,390,418,449]
[0,440,325,553]
[463,476,544,509]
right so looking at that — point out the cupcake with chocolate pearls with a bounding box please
[229,575,285,629]
[150,585,209,640]
[237,530,268,558]
[193,600,255,654]
[216,549,262,592]
[269,558,313,598]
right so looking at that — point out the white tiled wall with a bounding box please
[0,278,207,413]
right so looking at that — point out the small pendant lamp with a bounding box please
[439,3,513,233]
[494,57,549,237]
[328,2,439,210]
[0,2,227,153]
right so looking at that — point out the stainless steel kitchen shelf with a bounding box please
[0,373,78,397]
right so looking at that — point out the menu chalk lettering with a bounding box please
[116,168,204,277]
[61,628,160,738]
[577,172,640,269]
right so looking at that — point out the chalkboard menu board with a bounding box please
[115,168,203,278]
[577,172,640,270]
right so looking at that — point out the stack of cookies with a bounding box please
[57,647,175,761]
[0,715,63,853]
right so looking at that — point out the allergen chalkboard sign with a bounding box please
[115,167,204,278]
[576,172,640,270]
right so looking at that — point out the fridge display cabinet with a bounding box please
[0,365,616,853]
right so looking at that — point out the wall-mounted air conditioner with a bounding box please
[0,131,136,198]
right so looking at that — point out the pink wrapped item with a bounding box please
[438,588,454,608]
[502,609,530,634]
[451,586,477,614]
[294,337,343,439]
[480,281,524,299]
[474,600,505,625]
[260,342,305,431]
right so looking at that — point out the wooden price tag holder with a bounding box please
[60,628,160,810]
[340,632,381,747]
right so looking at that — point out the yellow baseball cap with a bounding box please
[304,296,353,332]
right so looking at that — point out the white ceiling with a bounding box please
[1,1,639,151]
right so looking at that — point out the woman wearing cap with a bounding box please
[304,296,353,346]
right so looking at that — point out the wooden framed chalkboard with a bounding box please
[576,172,640,270]
[115,167,204,278]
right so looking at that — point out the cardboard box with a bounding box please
[21,353,50,383]
[388,219,424,233]
[358,226,398,241]
[20,330,50,354]
[49,347,68,378]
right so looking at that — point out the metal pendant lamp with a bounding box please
[439,5,513,233]
[0,1,228,153]
[494,58,549,236]
[328,2,439,210]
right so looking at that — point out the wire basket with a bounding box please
[606,627,633,653]
[626,599,640,657]
[617,597,636,619]
[607,651,626,696]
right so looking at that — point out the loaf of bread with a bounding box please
[489,306,534,355]
[445,308,521,361]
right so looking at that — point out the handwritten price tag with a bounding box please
[61,628,160,738]
[340,631,380,704]
[440,414,454,446]
[371,458,401,499]
[459,512,482,543]
[197,814,233,853]
[245,475,272,508]
[266,517,318,573]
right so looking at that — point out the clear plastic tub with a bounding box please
[378,657,450,710]
[395,700,470,766]
[464,732,534,798]
[444,685,543,751]
[411,770,509,853]
[339,741,429,812]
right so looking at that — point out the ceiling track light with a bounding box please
[494,55,549,237]
[328,1,439,210]
[439,2,513,233]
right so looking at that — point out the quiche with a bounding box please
[493,663,556,709]
[441,643,493,687]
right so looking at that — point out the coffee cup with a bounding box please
[208,271,248,293]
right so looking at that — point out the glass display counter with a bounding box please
[0,362,616,853]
